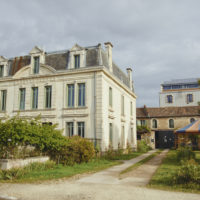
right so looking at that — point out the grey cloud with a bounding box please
[1,0,200,107]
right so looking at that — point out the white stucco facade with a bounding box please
[0,43,137,151]
[159,78,200,107]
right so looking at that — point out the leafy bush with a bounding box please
[47,136,95,165]
[176,147,195,162]
[137,140,151,153]
[173,159,200,185]
[0,116,95,165]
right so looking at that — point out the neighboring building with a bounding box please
[160,78,200,107]
[137,105,200,149]
[0,42,137,151]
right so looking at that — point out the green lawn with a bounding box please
[105,151,143,160]
[148,150,200,193]
[0,159,122,183]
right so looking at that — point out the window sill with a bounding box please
[14,108,56,112]
[108,107,114,112]
[63,106,88,110]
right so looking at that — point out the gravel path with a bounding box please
[0,149,200,200]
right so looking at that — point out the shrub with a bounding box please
[176,147,195,162]
[173,159,200,185]
[48,136,95,165]
[137,140,151,153]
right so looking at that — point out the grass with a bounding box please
[148,150,200,194]
[105,151,143,160]
[120,149,162,174]
[0,158,122,183]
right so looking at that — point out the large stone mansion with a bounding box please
[0,42,137,151]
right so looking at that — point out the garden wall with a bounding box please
[0,156,49,170]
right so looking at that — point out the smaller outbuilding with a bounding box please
[175,120,200,150]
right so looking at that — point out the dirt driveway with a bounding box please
[0,150,200,200]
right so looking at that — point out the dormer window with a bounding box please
[33,56,40,74]
[0,65,4,77]
[74,55,80,69]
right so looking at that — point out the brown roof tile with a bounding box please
[137,106,200,118]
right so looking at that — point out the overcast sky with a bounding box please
[1,0,200,107]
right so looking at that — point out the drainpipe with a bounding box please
[94,72,97,147]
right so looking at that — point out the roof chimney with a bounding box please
[104,42,113,72]
[126,67,133,91]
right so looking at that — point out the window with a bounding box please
[131,128,134,144]
[78,83,85,106]
[67,84,74,107]
[78,122,85,137]
[74,55,80,69]
[33,57,39,74]
[130,101,133,116]
[109,87,112,107]
[0,65,4,77]
[19,88,26,110]
[109,123,113,146]
[45,86,52,108]
[166,95,173,103]
[187,94,193,103]
[66,122,74,137]
[140,120,146,126]
[190,118,195,123]
[169,119,174,128]
[32,87,38,109]
[121,126,125,148]
[121,95,124,115]
[152,119,157,128]
[0,90,7,111]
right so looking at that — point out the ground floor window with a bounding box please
[66,122,74,137]
[109,123,113,146]
[78,122,85,137]
[121,126,125,148]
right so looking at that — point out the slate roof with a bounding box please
[5,44,130,88]
[137,106,200,118]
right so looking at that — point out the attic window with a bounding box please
[74,55,80,69]
[33,57,40,74]
[0,65,4,77]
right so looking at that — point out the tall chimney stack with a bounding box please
[104,42,113,72]
[126,67,133,91]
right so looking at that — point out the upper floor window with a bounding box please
[152,119,157,128]
[78,83,85,106]
[109,87,112,107]
[166,95,173,103]
[66,122,74,137]
[67,84,74,107]
[45,86,52,108]
[0,65,4,77]
[190,118,195,123]
[0,90,7,111]
[121,95,124,116]
[187,94,193,103]
[19,88,26,110]
[74,55,80,69]
[169,119,174,128]
[109,123,113,146]
[33,57,40,74]
[130,101,133,116]
[78,122,85,137]
[32,87,38,109]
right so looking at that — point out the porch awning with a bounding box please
[175,120,200,134]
